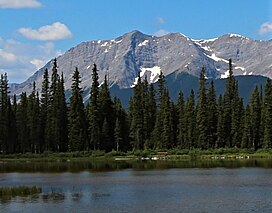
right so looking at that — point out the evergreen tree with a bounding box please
[41,68,50,151]
[250,86,261,150]
[223,59,235,147]
[16,92,29,153]
[231,81,243,148]
[184,90,196,149]
[196,67,208,149]
[216,95,225,148]
[241,105,252,148]
[177,91,185,148]
[68,67,87,151]
[0,73,9,152]
[27,82,41,153]
[88,64,100,150]
[114,118,122,151]
[98,76,115,151]
[263,79,272,148]
[56,73,68,152]
[207,81,217,148]
[129,73,144,150]
[114,97,129,151]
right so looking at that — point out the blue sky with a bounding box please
[0,0,271,83]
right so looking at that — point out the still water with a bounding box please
[1,159,272,213]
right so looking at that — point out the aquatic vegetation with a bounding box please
[0,186,42,198]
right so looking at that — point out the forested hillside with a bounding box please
[0,59,271,153]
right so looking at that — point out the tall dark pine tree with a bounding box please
[242,105,252,149]
[223,59,235,147]
[0,73,9,152]
[249,86,261,150]
[196,67,208,149]
[177,91,185,148]
[47,59,68,152]
[46,59,59,151]
[216,95,224,148]
[207,81,217,148]
[114,97,129,151]
[129,73,144,150]
[56,73,68,152]
[98,75,115,152]
[263,79,272,148]
[231,81,243,148]
[41,68,50,151]
[184,90,196,149]
[27,82,41,153]
[161,88,172,149]
[16,92,29,153]
[88,64,100,150]
[68,67,87,151]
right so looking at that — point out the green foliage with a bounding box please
[0,186,42,198]
[2,59,272,154]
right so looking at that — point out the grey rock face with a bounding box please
[10,31,272,97]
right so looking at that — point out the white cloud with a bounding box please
[153,29,170,37]
[30,59,45,69]
[0,38,62,83]
[259,22,272,35]
[0,0,42,8]
[0,49,17,65]
[156,17,166,25]
[19,22,72,41]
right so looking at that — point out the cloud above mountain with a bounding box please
[18,22,72,41]
[259,22,272,35]
[0,38,61,83]
[0,0,42,8]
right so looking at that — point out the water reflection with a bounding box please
[0,166,272,212]
[0,158,272,173]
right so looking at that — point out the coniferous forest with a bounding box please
[0,58,271,154]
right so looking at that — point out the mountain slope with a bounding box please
[9,30,272,98]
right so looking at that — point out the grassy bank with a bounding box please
[0,186,42,198]
[1,148,272,162]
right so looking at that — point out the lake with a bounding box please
[1,159,272,212]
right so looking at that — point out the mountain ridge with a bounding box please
[9,30,272,98]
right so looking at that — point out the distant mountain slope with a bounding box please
[9,30,272,102]
[109,73,268,108]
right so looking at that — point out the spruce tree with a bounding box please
[27,82,41,153]
[207,81,217,148]
[98,75,115,151]
[184,90,196,149]
[177,91,185,148]
[0,73,9,152]
[223,59,235,147]
[129,73,144,150]
[16,92,29,153]
[88,64,100,150]
[68,67,87,151]
[196,67,208,149]
[216,95,224,148]
[231,81,243,148]
[263,79,272,148]
[250,86,261,150]
[241,105,252,149]
[114,97,129,151]
[41,68,50,151]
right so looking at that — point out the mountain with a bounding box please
[109,73,268,109]
[9,30,272,100]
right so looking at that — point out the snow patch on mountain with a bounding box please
[138,40,149,47]
[235,66,245,71]
[132,66,161,87]
[205,53,228,63]
[221,70,230,79]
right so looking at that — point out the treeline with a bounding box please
[0,59,271,154]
